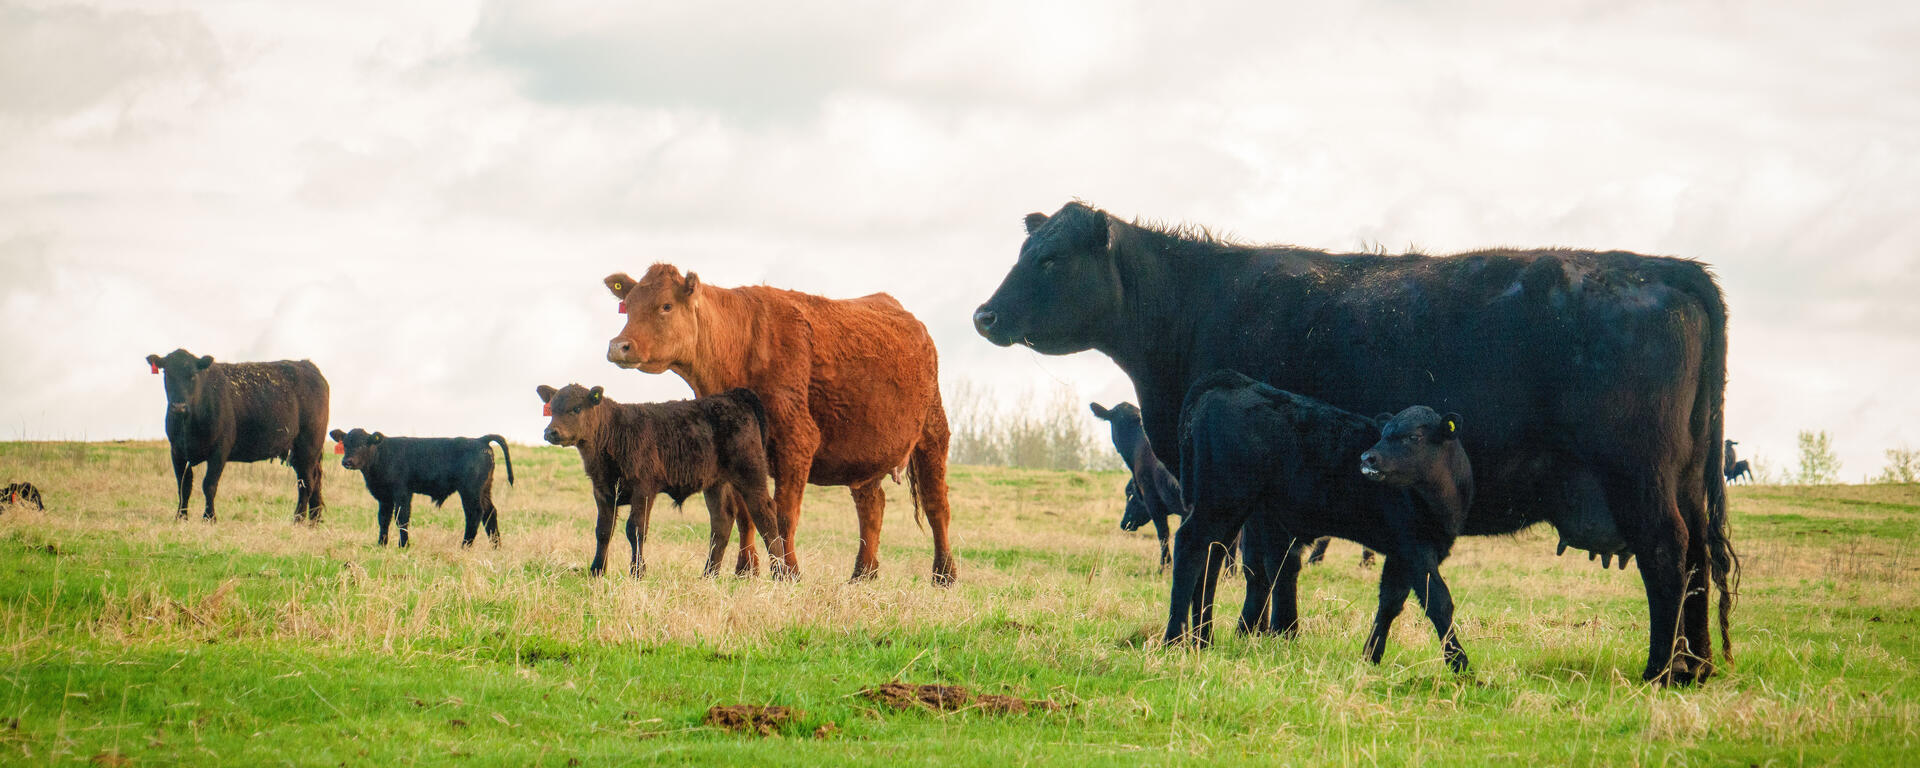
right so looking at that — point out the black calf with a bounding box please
[330,429,513,548]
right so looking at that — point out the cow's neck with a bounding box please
[672,285,757,397]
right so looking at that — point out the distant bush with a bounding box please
[1795,430,1841,485]
[945,379,1122,471]
[1875,446,1919,484]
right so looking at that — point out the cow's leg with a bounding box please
[171,451,193,520]
[290,438,321,523]
[588,480,623,578]
[1614,473,1694,685]
[1163,509,1242,647]
[848,479,886,582]
[458,490,483,548]
[912,400,958,586]
[395,497,413,548]
[766,407,819,579]
[1406,548,1469,673]
[1363,556,1413,665]
[482,489,502,548]
[376,497,394,546]
[732,491,760,577]
[627,495,653,578]
[1677,464,1715,682]
[1306,536,1330,564]
[701,486,731,577]
[199,457,226,522]
[1153,513,1172,573]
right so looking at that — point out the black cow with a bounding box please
[975,203,1737,684]
[1091,402,1186,571]
[1724,440,1753,484]
[2,482,43,512]
[330,429,513,548]
[1172,373,1474,671]
[537,384,783,579]
[146,349,329,522]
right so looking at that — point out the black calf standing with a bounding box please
[1172,371,1475,672]
[1357,406,1474,671]
[330,429,513,548]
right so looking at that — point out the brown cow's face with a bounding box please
[148,349,215,414]
[538,384,606,447]
[330,428,383,471]
[1360,407,1462,488]
[605,264,700,374]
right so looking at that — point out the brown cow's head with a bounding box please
[604,263,702,374]
[329,428,384,471]
[537,384,608,447]
[147,349,215,414]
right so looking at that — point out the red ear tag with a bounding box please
[333,443,345,454]
[150,363,159,374]
[618,300,627,314]
[543,403,552,417]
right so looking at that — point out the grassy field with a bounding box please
[0,441,1916,766]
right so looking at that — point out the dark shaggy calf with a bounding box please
[537,384,784,579]
[330,429,513,548]
[1173,371,1475,672]
[146,349,329,522]
[2,482,43,512]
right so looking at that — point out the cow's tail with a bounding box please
[1680,261,1738,661]
[483,434,514,485]
[906,452,925,532]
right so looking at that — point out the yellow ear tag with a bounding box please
[1446,419,1456,433]
[613,283,622,291]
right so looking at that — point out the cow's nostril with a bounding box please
[972,308,997,331]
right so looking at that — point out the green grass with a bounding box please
[1,441,1917,765]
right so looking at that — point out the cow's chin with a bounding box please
[636,360,673,374]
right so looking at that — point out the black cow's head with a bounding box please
[1119,479,1151,532]
[330,428,385,471]
[1360,407,1463,487]
[1089,401,1145,462]
[146,349,214,414]
[537,384,606,447]
[974,202,1122,354]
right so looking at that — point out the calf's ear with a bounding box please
[604,273,636,299]
[536,385,556,403]
[1375,412,1394,425]
[196,355,215,369]
[1440,413,1462,439]
[329,429,346,442]
[1024,212,1049,235]
[370,432,384,444]
[588,386,605,404]
[1089,403,1111,420]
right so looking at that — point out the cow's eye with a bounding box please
[660,303,673,313]
[1039,258,1057,273]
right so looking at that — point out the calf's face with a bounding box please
[146,349,214,414]
[1089,401,1145,457]
[537,384,606,447]
[1119,480,1152,531]
[604,265,700,374]
[1360,407,1463,488]
[329,428,384,471]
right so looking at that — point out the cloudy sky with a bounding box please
[3,0,1916,479]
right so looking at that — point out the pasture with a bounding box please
[1,441,1916,766]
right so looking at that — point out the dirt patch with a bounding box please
[704,705,802,736]
[90,753,131,768]
[860,682,1062,715]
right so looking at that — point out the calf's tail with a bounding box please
[483,434,514,485]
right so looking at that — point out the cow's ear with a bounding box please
[329,429,346,442]
[370,432,384,444]
[1089,403,1111,420]
[196,355,214,369]
[536,385,556,403]
[1090,209,1110,249]
[146,353,163,369]
[1375,412,1394,425]
[604,273,635,299]
[679,272,700,300]
[588,386,604,404]
[1440,413,1462,439]
[1024,212,1049,235]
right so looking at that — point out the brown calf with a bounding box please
[603,265,956,585]
[537,384,782,578]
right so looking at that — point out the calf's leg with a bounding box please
[376,497,394,546]
[1163,509,1244,647]
[395,497,413,548]
[627,495,653,578]
[1363,556,1413,665]
[701,487,731,577]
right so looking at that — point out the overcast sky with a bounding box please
[3,0,1916,480]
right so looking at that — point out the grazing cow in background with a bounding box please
[538,384,780,579]
[2,482,43,512]
[146,349,329,523]
[1724,440,1753,484]
[1091,402,1185,571]
[330,429,513,548]
[976,202,1736,684]
[603,265,956,584]
[1174,372,1475,671]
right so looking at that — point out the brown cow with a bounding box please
[603,264,956,585]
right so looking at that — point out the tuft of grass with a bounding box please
[0,441,1917,765]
